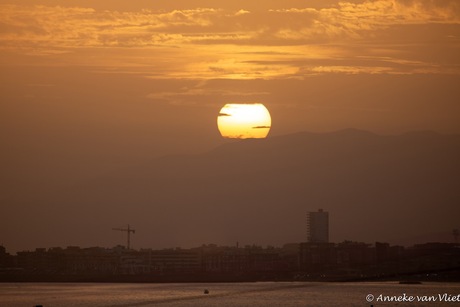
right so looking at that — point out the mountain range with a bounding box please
[3,129,460,251]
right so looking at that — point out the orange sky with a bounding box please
[1,0,459,138]
[0,0,460,251]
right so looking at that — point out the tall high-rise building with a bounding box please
[307,209,329,243]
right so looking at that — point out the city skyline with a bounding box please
[2,202,455,255]
[1,0,460,255]
[2,239,459,284]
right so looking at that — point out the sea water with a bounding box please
[1,282,459,306]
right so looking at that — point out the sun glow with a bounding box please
[217,103,271,139]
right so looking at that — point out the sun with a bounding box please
[217,103,271,139]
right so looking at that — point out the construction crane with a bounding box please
[112,224,135,250]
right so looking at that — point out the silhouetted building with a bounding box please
[2,241,460,282]
[0,245,15,269]
[336,241,375,267]
[299,242,336,272]
[199,244,283,274]
[307,209,329,243]
[138,248,201,274]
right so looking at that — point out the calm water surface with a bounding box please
[1,282,459,306]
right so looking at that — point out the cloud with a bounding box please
[235,9,250,16]
[269,0,460,41]
[309,65,393,74]
[2,1,458,49]
[147,83,271,105]
[0,5,222,48]
[0,1,459,78]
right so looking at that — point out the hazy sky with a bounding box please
[1,0,460,252]
[2,0,459,142]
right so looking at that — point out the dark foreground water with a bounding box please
[1,282,459,306]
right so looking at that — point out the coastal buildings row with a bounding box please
[1,210,458,281]
[1,241,459,282]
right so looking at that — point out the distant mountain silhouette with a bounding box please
[77,129,459,248]
[5,129,460,251]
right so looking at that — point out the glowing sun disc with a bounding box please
[217,103,271,139]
